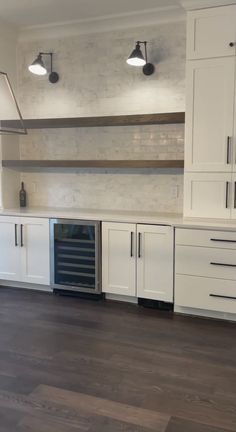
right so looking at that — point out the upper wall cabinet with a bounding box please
[185,57,235,172]
[187,5,236,60]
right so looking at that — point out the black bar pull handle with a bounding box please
[211,238,236,243]
[227,136,231,164]
[226,181,230,208]
[20,224,24,247]
[130,232,134,257]
[14,224,18,247]
[234,182,236,209]
[210,262,236,267]
[210,294,236,300]
[138,233,141,258]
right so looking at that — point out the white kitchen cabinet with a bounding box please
[20,218,50,285]
[137,224,173,302]
[175,228,236,315]
[0,216,21,281]
[102,222,174,302]
[0,216,50,286]
[184,172,232,218]
[102,222,136,296]
[231,173,236,219]
[185,57,235,172]
[187,6,236,60]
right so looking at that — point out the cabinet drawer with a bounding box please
[175,274,236,314]
[176,245,236,281]
[176,228,236,249]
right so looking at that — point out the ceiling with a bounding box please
[0,0,234,28]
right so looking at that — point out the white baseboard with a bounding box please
[0,280,52,293]
[174,305,236,322]
[105,293,138,304]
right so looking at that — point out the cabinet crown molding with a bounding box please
[181,0,236,10]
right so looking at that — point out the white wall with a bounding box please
[0,19,20,209]
[16,20,186,212]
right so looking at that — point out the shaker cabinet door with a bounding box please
[185,58,235,172]
[0,216,21,281]
[20,217,50,285]
[102,222,136,297]
[136,224,173,302]
[184,172,232,219]
[187,6,236,60]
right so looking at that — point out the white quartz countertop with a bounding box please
[1,207,236,231]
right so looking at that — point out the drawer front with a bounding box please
[176,245,236,281]
[175,274,236,314]
[176,228,236,249]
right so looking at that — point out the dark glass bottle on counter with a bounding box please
[19,182,27,207]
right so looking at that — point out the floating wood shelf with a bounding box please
[2,112,185,130]
[2,160,184,169]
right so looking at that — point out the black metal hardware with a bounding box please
[227,136,231,164]
[20,224,24,247]
[210,262,236,267]
[138,233,141,258]
[130,232,134,257]
[234,182,236,209]
[210,294,236,300]
[226,181,229,208]
[229,42,235,47]
[211,238,236,243]
[14,224,18,247]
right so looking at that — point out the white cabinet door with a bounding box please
[20,217,50,285]
[137,225,173,302]
[185,58,235,172]
[231,173,236,219]
[102,222,136,296]
[0,216,21,281]
[187,6,236,60]
[184,172,232,219]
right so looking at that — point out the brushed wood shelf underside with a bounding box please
[3,112,185,129]
[2,160,184,169]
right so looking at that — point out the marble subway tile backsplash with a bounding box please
[19,123,184,212]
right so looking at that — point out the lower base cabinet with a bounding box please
[102,222,174,302]
[0,216,50,286]
[175,227,236,315]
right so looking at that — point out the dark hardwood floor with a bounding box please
[0,287,235,431]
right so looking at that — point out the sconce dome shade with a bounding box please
[28,54,47,76]
[126,43,146,67]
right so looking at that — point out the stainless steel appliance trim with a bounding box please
[50,219,101,294]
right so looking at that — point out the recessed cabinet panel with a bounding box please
[20,218,50,285]
[187,6,236,59]
[102,222,136,296]
[0,216,21,281]
[184,173,232,218]
[185,58,235,172]
[137,225,173,302]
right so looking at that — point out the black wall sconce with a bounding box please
[28,52,59,84]
[127,41,155,76]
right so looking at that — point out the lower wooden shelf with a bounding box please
[2,160,184,169]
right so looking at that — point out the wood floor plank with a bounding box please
[31,384,170,431]
[166,416,232,432]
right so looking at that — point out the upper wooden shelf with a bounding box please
[3,112,185,130]
[2,160,184,169]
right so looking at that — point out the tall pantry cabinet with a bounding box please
[184,5,236,219]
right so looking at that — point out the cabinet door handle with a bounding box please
[210,294,236,300]
[227,136,231,164]
[234,182,236,209]
[130,232,134,257]
[210,262,236,268]
[226,181,230,208]
[20,224,24,247]
[138,232,141,258]
[14,224,18,247]
[229,42,235,47]
[211,238,236,243]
